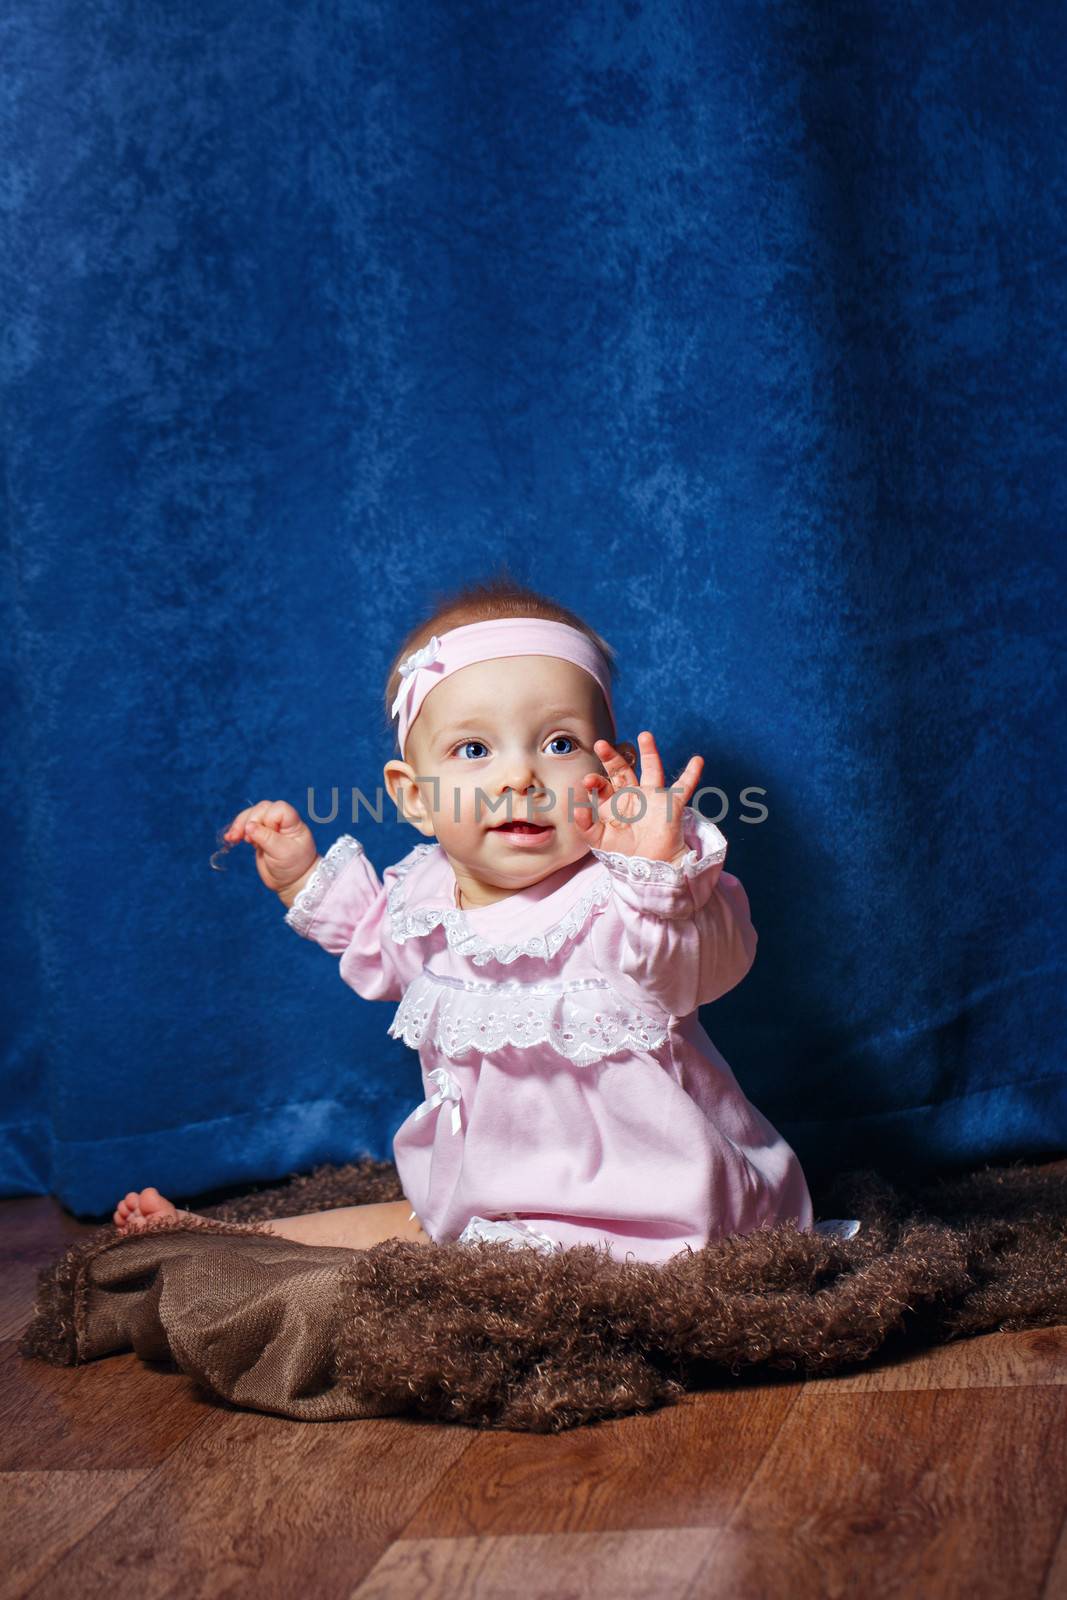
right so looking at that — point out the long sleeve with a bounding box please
[283,834,406,1003]
[587,806,757,1019]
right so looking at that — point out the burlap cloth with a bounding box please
[18,1155,1067,1432]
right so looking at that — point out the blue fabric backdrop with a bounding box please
[4,1,1064,1217]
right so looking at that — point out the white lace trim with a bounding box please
[283,835,366,938]
[385,807,726,967]
[387,846,613,968]
[387,966,670,1063]
[589,804,726,883]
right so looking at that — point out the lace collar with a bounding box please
[386,806,725,968]
[387,845,611,967]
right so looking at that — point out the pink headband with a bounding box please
[390,617,616,759]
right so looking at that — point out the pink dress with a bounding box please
[283,805,815,1265]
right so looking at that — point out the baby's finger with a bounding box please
[255,802,288,832]
[577,772,608,809]
[593,739,638,791]
[222,807,250,841]
[571,779,602,832]
[636,730,665,791]
[246,801,301,844]
[223,802,270,842]
[261,799,304,833]
[245,814,281,846]
[670,754,704,806]
[235,801,276,842]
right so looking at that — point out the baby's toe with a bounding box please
[114,1190,153,1229]
[112,1185,180,1233]
[138,1186,178,1220]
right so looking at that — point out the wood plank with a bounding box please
[1040,1514,1067,1599]
[802,1323,1067,1391]
[388,1384,1067,1596]
[0,1341,214,1470]
[711,1385,1067,1599]
[402,1380,801,1538]
[397,1324,1067,1542]
[19,1409,474,1600]
[351,1528,723,1600]
[0,1469,149,1600]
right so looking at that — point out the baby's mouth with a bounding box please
[491,821,554,834]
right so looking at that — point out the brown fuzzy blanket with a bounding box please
[19,1155,1067,1432]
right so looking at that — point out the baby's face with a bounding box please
[384,655,630,894]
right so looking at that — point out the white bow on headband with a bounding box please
[390,635,443,719]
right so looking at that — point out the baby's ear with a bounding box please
[617,740,638,768]
[383,760,437,838]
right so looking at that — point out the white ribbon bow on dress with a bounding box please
[413,1065,463,1136]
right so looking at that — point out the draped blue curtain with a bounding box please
[4,1,1064,1215]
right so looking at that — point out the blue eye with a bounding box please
[546,736,576,755]
[454,740,489,760]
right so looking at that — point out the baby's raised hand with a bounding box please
[575,731,703,867]
[222,800,319,897]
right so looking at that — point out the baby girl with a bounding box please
[113,582,818,1262]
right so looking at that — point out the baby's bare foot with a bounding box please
[113,1185,197,1234]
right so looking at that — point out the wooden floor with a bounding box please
[2,1191,1066,1600]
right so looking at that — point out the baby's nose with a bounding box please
[495,756,539,791]
[504,782,553,817]
[489,755,534,789]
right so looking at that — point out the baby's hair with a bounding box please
[383,565,618,758]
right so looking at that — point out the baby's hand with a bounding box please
[222,801,319,900]
[574,731,703,867]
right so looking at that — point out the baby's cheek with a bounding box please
[434,773,469,824]
[456,777,491,829]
